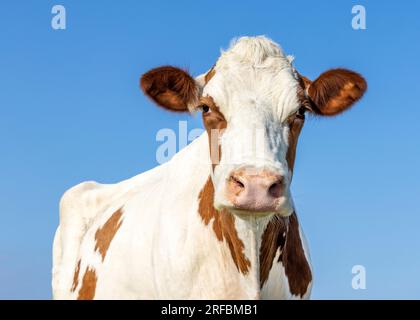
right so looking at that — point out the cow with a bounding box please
[52,36,367,299]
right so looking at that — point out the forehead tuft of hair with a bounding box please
[204,36,301,122]
[218,36,295,68]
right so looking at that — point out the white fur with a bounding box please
[52,36,312,300]
[53,133,312,299]
[201,36,300,215]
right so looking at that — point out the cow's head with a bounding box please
[141,36,366,218]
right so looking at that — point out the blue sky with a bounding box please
[0,1,419,299]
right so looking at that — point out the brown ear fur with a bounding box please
[140,66,198,112]
[306,68,367,116]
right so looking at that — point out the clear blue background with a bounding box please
[0,0,419,299]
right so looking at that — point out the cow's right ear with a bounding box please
[140,66,200,112]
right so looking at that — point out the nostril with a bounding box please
[268,180,283,198]
[229,175,245,189]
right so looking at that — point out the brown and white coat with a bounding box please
[52,36,366,299]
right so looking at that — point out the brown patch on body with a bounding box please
[95,208,124,261]
[198,177,251,274]
[77,267,97,300]
[260,212,312,297]
[71,260,81,292]
[259,217,287,286]
[282,213,312,297]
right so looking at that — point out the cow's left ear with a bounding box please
[304,68,367,116]
[140,66,200,112]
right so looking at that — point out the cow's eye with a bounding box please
[200,104,211,114]
[296,106,306,119]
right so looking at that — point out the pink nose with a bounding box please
[226,169,284,212]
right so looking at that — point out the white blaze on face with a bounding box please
[202,36,302,215]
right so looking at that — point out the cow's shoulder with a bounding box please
[60,181,104,221]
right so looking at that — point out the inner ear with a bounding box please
[140,66,200,112]
[304,68,367,116]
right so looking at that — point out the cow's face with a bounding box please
[141,36,366,218]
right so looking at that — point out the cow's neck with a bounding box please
[231,213,272,298]
[167,133,311,298]
[197,174,272,298]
